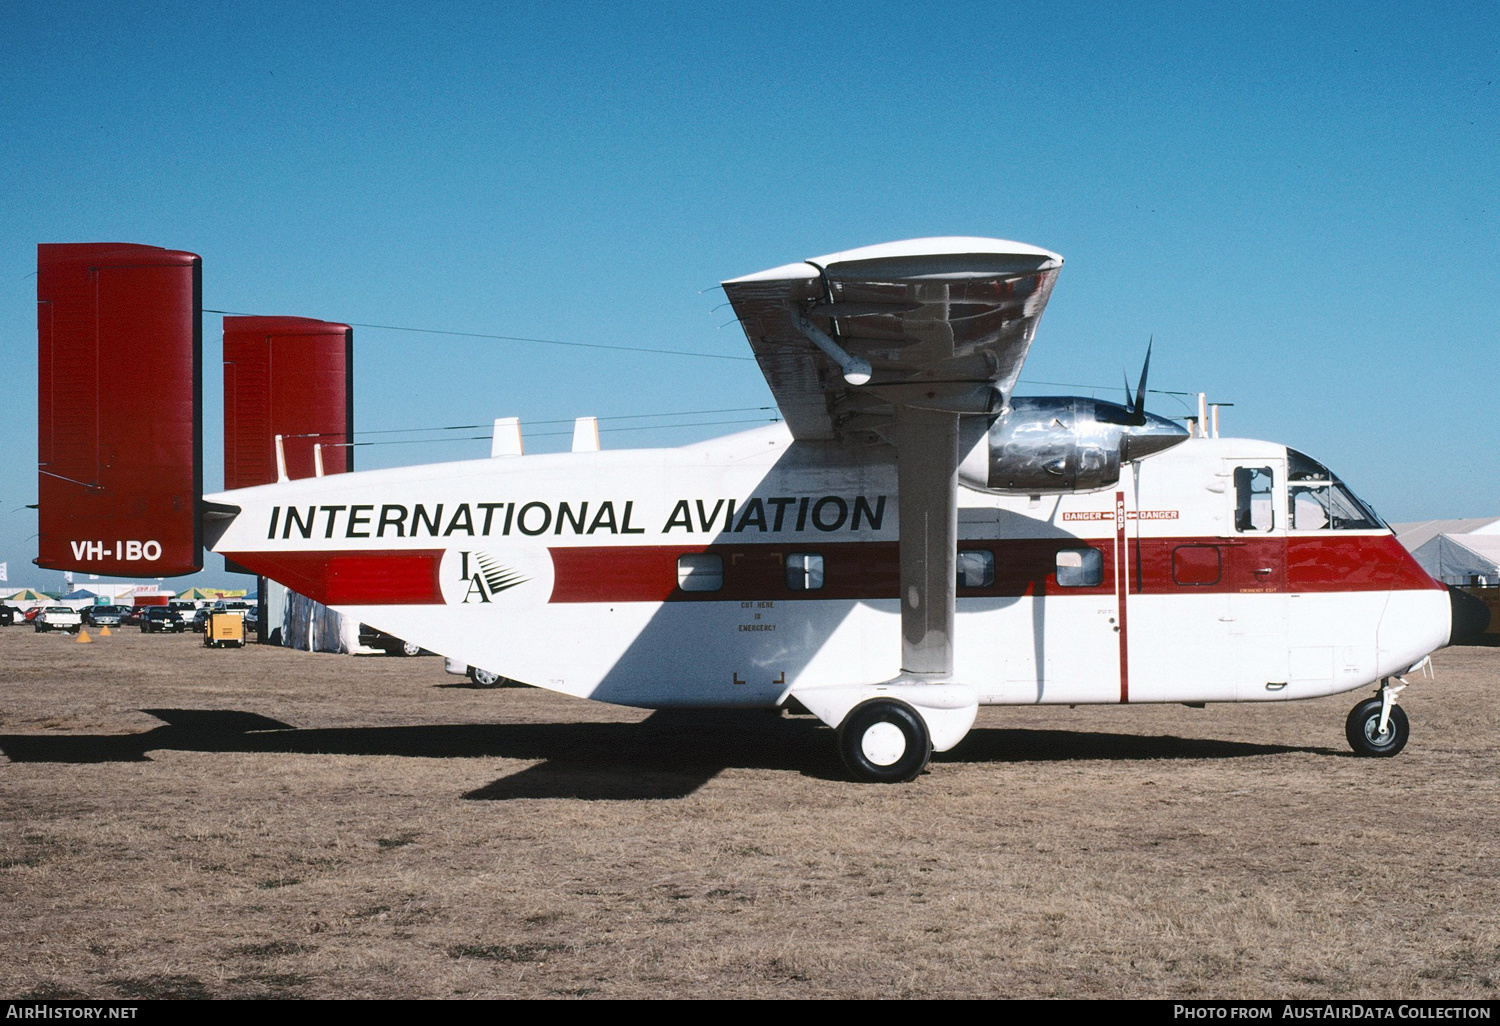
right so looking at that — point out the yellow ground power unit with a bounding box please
[204,611,246,649]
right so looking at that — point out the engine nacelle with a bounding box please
[959,396,1188,494]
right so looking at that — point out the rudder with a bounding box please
[36,243,203,577]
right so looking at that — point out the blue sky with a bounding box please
[1,2,1496,590]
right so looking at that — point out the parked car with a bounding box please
[359,623,427,657]
[0,606,17,626]
[34,606,83,633]
[469,665,504,686]
[140,607,187,633]
[85,605,126,627]
[467,665,527,687]
[190,608,211,633]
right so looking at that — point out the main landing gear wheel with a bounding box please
[1345,696,1409,757]
[838,698,932,783]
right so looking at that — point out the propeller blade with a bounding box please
[1133,337,1153,421]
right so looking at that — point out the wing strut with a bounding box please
[895,407,960,678]
[791,400,977,756]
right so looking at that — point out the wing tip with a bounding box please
[811,237,1063,268]
[723,237,1063,286]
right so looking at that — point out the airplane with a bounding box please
[37,238,1489,782]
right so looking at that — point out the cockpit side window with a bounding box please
[1286,449,1383,531]
[1233,466,1274,532]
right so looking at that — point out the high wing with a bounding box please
[721,237,1063,442]
[722,238,1066,721]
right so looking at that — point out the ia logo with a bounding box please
[439,548,550,605]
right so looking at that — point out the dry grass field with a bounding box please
[1,627,1496,1000]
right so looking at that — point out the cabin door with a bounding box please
[1223,460,1290,698]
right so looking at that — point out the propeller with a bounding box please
[1122,336,1153,426]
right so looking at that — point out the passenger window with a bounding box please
[1234,466,1274,532]
[785,553,824,591]
[957,550,995,588]
[677,553,723,592]
[1056,548,1103,587]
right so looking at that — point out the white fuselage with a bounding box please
[208,425,1449,710]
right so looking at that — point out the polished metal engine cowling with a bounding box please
[959,396,1188,494]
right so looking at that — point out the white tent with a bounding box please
[1393,517,1500,586]
[270,582,358,654]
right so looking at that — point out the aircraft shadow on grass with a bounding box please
[0,708,1342,800]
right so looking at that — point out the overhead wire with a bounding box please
[203,309,755,363]
[330,417,782,448]
[337,417,786,450]
[205,310,1205,396]
[345,406,778,437]
[1017,378,1199,398]
[203,309,1214,429]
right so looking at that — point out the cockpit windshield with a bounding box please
[1286,449,1385,531]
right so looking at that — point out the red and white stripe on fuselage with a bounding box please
[210,428,1449,710]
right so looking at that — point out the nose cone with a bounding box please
[1122,412,1191,462]
[1448,587,1492,646]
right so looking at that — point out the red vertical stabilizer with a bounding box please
[37,243,203,577]
[223,316,354,489]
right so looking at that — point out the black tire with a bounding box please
[1345,696,1409,757]
[400,640,422,657]
[468,666,503,688]
[837,698,932,783]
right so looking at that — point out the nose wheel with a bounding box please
[837,699,932,783]
[1345,683,1409,757]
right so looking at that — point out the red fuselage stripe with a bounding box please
[548,533,1438,603]
[220,533,1440,608]
[221,550,446,606]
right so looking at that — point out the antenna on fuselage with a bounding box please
[491,417,523,458]
[571,416,600,452]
